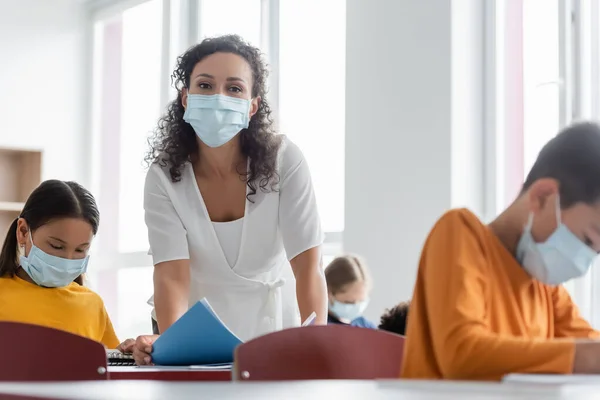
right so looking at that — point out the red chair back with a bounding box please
[234,325,405,381]
[0,395,65,400]
[0,322,108,381]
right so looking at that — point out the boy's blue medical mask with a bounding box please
[20,230,89,288]
[183,93,251,148]
[329,298,369,322]
[516,196,596,285]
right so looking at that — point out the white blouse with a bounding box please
[212,219,243,268]
[144,136,323,340]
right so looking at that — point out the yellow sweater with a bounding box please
[0,275,119,348]
[401,209,599,381]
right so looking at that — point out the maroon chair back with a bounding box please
[0,322,108,381]
[234,325,405,381]
[0,395,65,400]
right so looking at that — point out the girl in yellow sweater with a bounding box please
[0,180,119,348]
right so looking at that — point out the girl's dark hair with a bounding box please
[145,34,282,200]
[0,180,100,286]
[325,255,372,295]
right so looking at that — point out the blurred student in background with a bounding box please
[379,301,409,335]
[325,255,376,328]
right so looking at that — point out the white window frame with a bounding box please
[487,0,575,213]
[483,0,504,222]
[87,0,344,275]
[482,0,526,221]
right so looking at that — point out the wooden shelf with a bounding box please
[0,148,42,242]
[0,202,25,213]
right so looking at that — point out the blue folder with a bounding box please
[151,299,242,366]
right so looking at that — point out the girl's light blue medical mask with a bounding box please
[516,196,597,285]
[20,231,89,288]
[183,93,251,148]
[329,298,369,322]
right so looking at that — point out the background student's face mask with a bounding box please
[329,298,369,321]
[516,196,596,285]
[20,231,89,288]
[183,93,251,148]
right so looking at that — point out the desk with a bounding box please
[108,366,230,381]
[504,374,600,385]
[0,380,595,400]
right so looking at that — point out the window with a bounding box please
[169,0,183,99]
[522,0,560,177]
[495,0,570,304]
[91,0,163,255]
[116,266,155,336]
[198,0,261,47]
[496,0,600,324]
[279,0,346,234]
[492,0,566,212]
[89,0,347,339]
[577,0,600,327]
[90,0,165,339]
[118,0,162,253]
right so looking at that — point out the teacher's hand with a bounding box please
[132,334,159,365]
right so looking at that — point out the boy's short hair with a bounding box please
[378,301,409,336]
[522,122,600,208]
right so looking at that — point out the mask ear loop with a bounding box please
[555,194,562,228]
[20,230,32,259]
[525,212,534,230]
[27,228,35,249]
[528,195,562,232]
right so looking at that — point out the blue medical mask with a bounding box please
[516,197,597,285]
[183,94,251,148]
[329,298,369,321]
[20,231,89,288]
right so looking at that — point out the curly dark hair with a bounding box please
[378,301,409,336]
[145,35,282,200]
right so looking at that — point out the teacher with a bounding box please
[131,35,327,364]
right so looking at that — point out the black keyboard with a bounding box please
[106,350,136,366]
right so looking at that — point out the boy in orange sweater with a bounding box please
[402,122,600,381]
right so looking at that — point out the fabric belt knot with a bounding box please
[261,278,286,333]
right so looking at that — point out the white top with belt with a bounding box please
[144,136,323,341]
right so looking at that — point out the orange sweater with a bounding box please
[401,209,599,381]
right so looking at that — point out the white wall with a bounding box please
[344,0,485,321]
[0,0,89,184]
